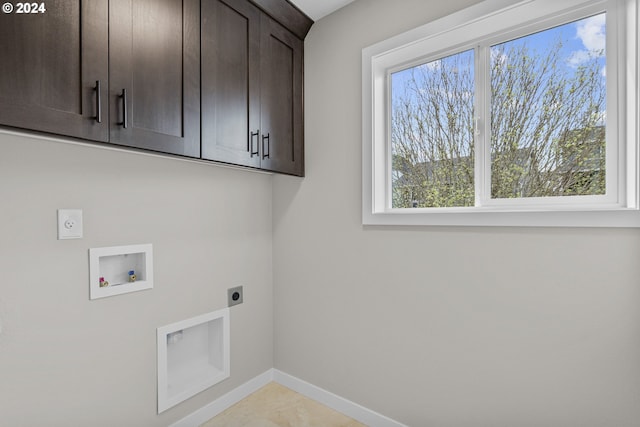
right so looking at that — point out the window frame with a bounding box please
[362,0,640,227]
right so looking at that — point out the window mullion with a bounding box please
[474,44,490,207]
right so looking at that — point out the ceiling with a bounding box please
[289,0,355,21]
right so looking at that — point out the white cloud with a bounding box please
[567,50,592,67]
[419,60,441,72]
[568,14,606,67]
[491,49,508,65]
[576,14,606,52]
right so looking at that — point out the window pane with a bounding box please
[391,49,475,208]
[490,14,606,199]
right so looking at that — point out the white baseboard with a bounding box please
[169,368,407,427]
[273,369,407,427]
[169,370,274,427]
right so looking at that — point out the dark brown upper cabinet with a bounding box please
[259,16,304,176]
[0,0,200,158]
[109,0,201,158]
[0,0,109,142]
[201,0,261,168]
[0,0,308,174]
[202,0,304,176]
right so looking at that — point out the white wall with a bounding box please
[0,131,273,426]
[273,1,640,426]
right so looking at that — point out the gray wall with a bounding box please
[273,1,640,426]
[0,131,273,426]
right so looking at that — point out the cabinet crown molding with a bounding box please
[249,0,313,39]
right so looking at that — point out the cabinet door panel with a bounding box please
[260,17,304,176]
[0,0,108,141]
[109,0,200,157]
[132,0,183,137]
[201,0,261,167]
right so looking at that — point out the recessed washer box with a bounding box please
[88,244,153,300]
[157,308,230,413]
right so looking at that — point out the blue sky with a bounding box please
[495,13,606,75]
[391,12,607,100]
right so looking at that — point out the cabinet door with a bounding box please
[109,0,200,157]
[201,0,261,168]
[0,0,108,141]
[259,16,304,176]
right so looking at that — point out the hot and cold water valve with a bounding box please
[89,244,153,300]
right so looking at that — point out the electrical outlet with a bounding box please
[57,209,83,239]
[228,286,243,307]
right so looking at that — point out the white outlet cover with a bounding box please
[57,209,83,239]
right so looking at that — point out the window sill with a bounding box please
[363,207,640,227]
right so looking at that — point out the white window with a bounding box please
[362,0,640,227]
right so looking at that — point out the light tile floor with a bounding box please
[200,382,367,427]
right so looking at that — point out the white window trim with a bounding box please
[362,0,640,227]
